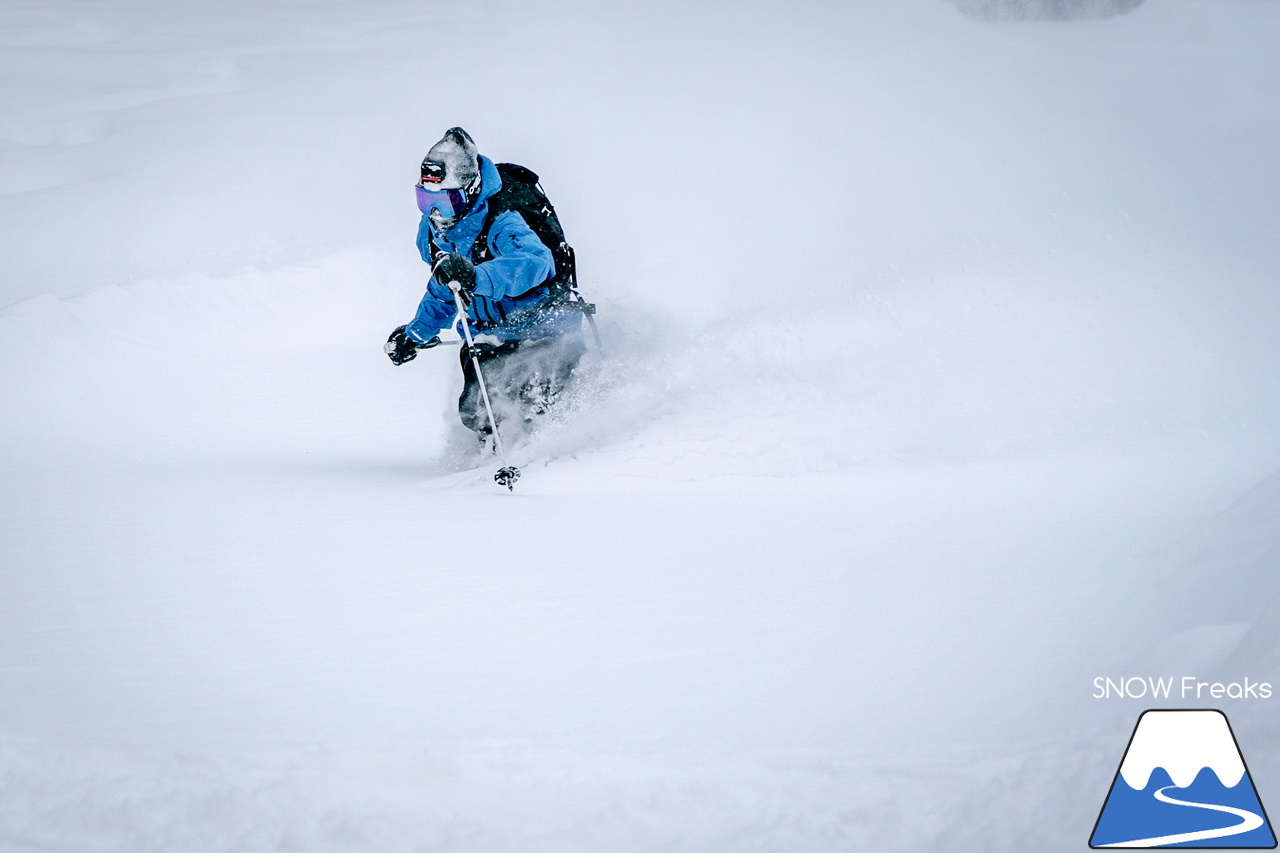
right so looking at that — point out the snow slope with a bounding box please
[2,0,1280,850]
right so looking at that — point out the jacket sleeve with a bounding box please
[404,281,457,343]
[472,210,555,300]
[405,217,452,342]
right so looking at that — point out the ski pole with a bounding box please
[447,281,521,491]
[567,246,603,352]
[580,298,603,352]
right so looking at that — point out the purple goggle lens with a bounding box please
[415,185,468,219]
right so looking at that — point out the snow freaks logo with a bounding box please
[1090,710,1277,848]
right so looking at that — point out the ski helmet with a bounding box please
[417,127,481,230]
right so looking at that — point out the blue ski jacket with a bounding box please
[405,155,578,344]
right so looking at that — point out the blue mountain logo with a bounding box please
[1091,710,1276,848]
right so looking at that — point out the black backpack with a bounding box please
[476,163,578,300]
[423,163,582,303]
[425,162,599,343]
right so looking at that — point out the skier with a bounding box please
[384,127,587,446]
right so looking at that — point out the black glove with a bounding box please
[433,253,477,305]
[384,325,440,365]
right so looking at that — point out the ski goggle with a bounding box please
[415,185,468,219]
[421,160,447,184]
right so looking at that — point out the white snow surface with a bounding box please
[1119,710,1245,790]
[2,0,1280,850]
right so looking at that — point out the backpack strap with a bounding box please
[425,231,440,266]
